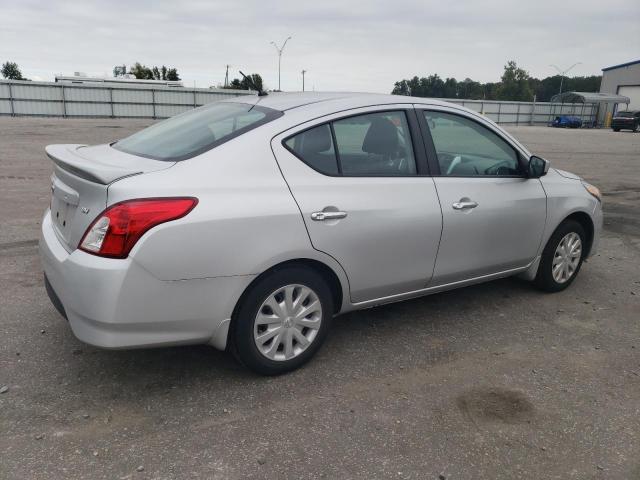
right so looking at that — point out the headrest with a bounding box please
[301,125,332,155]
[362,117,399,155]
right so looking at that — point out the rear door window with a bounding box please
[114,102,282,161]
[284,110,417,177]
[333,111,416,176]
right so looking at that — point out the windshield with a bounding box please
[114,102,282,161]
[616,111,634,118]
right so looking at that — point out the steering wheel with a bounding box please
[485,160,512,176]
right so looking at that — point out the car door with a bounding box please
[271,106,443,304]
[416,106,547,285]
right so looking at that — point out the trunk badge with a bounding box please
[81,207,90,214]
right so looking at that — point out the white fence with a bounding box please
[442,98,598,126]
[0,80,255,119]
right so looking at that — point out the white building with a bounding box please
[55,73,183,89]
[600,60,640,110]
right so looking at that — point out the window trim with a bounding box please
[113,102,284,162]
[281,108,430,178]
[416,107,528,178]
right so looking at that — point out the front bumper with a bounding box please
[589,200,604,258]
[611,121,636,129]
[39,209,254,350]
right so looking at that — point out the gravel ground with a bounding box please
[0,118,639,480]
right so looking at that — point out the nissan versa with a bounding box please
[40,92,603,374]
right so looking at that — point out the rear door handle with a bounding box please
[452,200,478,210]
[311,211,348,221]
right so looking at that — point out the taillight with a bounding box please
[79,197,198,258]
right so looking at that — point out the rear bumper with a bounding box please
[39,209,254,350]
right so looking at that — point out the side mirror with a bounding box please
[528,155,549,178]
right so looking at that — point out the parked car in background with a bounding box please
[611,110,640,132]
[551,115,583,128]
[40,92,603,375]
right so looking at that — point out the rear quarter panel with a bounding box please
[106,129,350,303]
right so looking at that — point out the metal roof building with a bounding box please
[600,59,640,110]
[55,74,184,89]
[550,91,630,127]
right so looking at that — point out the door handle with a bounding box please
[311,211,348,221]
[452,200,478,210]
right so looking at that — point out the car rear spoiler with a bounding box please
[45,144,170,185]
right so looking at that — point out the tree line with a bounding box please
[392,61,601,102]
[113,63,180,81]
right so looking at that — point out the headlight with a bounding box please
[582,182,602,202]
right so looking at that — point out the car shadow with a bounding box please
[54,275,541,399]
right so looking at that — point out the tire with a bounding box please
[534,220,587,292]
[613,128,620,132]
[231,266,333,375]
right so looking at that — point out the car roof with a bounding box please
[228,91,532,159]
[226,91,455,113]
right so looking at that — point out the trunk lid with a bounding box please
[46,144,173,251]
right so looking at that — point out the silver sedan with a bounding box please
[40,93,603,374]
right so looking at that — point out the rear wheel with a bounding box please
[231,266,333,375]
[534,220,586,292]
[613,128,620,132]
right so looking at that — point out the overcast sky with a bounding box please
[2,0,638,92]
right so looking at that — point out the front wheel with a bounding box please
[613,128,620,132]
[534,220,586,292]
[231,266,333,375]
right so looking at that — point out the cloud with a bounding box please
[2,0,638,92]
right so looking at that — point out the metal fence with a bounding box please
[442,98,598,126]
[0,80,255,119]
[0,80,599,126]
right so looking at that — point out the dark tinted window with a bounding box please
[284,124,339,175]
[114,102,282,161]
[423,111,521,176]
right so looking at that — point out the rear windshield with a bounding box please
[113,102,282,161]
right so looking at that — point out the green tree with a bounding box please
[129,62,153,79]
[222,73,263,91]
[113,65,127,77]
[391,79,411,96]
[390,64,600,102]
[497,61,533,101]
[128,62,180,81]
[1,61,26,80]
[165,68,180,81]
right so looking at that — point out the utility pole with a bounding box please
[224,64,230,88]
[550,62,582,96]
[301,69,307,92]
[270,36,292,91]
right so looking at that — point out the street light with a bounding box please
[550,62,582,96]
[301,69,307,92]
[270,36,292,92]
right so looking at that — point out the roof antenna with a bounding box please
[239,71,267,97]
